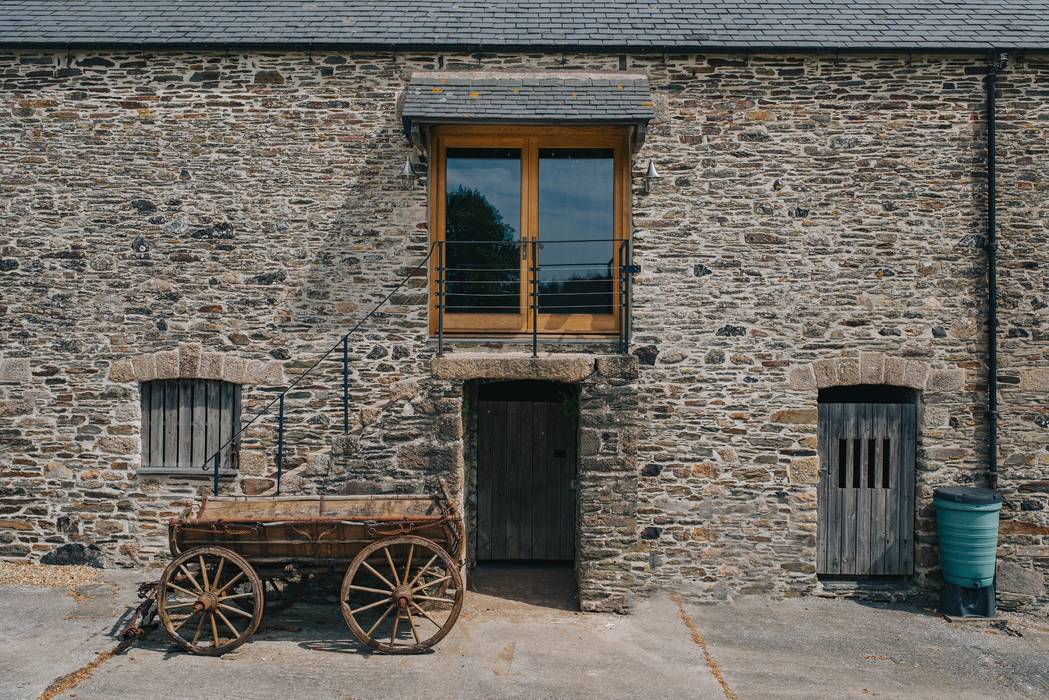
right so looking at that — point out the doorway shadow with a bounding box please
[468,561,578,611]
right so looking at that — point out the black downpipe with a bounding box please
[986,52,1008,490]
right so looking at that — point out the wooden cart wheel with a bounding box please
[157,546,263,656]
[341,535,464,654]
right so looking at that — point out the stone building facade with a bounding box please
[1,45,1047,615]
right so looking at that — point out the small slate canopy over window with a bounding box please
[140,379,241,472]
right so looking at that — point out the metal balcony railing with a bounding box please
[434,237,636,356]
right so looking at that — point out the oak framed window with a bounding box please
[429,125,631,337]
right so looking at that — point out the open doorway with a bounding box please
[467,380,578,609]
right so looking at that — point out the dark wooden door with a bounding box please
[476,397,576,561]
[817,402,916,576]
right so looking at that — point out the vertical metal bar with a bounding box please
[342,335,349,434]
[212,452,220,496]
[531,238,539,357]
[437,240,445,356]
[619,239,626,354]
[624,237,633,354]
[276,394,285,496]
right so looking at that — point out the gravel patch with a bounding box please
[0,561,100,589]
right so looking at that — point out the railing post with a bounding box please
[531,238,539,357]
[437,240,445,356]
[276,394,285,496]
[212,452,220,497]
[625,238,633,354]
[342,334,349,434]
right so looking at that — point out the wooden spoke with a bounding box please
[341,535,464,654]
[403,544,415,586]
[191,614,205,646]
[220,592,256,602]
[167,582,201,599]
[213,557,225,592]
[412,574,452,593]
[361,560,396,591]
[199,554,211,591]
[406,554,438,589]
[213,571,245,596]
[173,613,198,632]
[348,584,392,596]
[218,603,254,619]
[178,564,203,593]
[158,547,262,656]
[389,609,401,646]
[209,611,220,647]
[365,604,395,637]
[349,597,393,615]
[215,609,242,639]
[384,546,401,587]
[404,605,421,644]
[409,601,442,629]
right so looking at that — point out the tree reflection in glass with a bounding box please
[444,148,521,315]
[538,149,614,315]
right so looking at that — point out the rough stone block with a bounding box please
[0,398,32,417]
[904,360,930,390]
[0,358,31,383]
[130,353,156,381]
[926,368,964,393]
[107,359,135,383]
[241,478,275,495]
[837,357,860,386]
[223,355,248,384]
[770,408,818,425]
[596,355,640,380]
[859,352,885,384]
[178,343,202,377]
[97,436,137,455]
[788,457,818,484]
[787,365,816,391]
[883,356,908,387]
[1019,367,1049,392]
[996,561,1046,596]
[812,359,839,389]
[153,350,179,379]
[199,352,224,380]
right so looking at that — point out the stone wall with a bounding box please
[0,48,1045,613]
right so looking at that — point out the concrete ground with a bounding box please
[1,564,1047,700]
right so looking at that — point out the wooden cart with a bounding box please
[135,484,465,656]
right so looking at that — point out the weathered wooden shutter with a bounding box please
[817,401,916,576]
[141,379,241,470]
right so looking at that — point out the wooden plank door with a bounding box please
[817,402,916,576]
[476,397,576,561]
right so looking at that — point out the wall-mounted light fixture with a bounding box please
[642,161,661,195]
[400,157,419,191]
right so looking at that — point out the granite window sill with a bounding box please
[137,467,237,479]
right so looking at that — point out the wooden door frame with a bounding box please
[428,125,632,337]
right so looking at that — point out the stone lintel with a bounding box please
[108,345,281,386]
[430,354,597,383]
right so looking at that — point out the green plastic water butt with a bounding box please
[934,487,1002,589]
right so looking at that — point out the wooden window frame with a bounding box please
[140,379,241,474]
[429,125,632,338]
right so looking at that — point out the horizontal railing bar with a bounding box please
[441,238,628,244]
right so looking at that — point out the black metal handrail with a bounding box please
[197,243,437,495]
[434,237,635,356]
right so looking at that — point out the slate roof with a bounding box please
[401,73,655,128]
[2,1,1049,51]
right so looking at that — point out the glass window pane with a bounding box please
[537,148,615,315]
[444,148,521,315]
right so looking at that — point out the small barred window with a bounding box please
[140,379,241,471]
